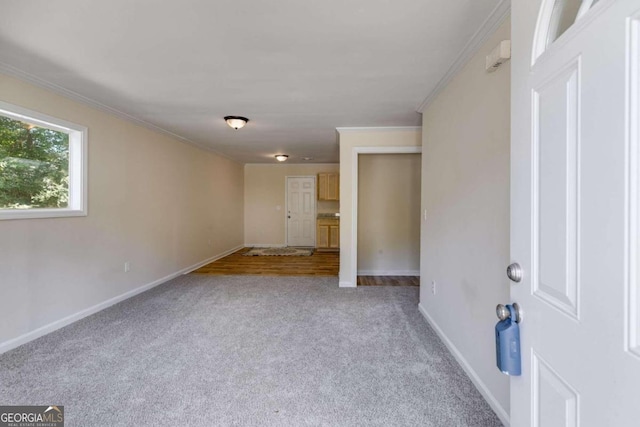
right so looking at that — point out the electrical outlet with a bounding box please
[431,280,436,295]
[424,209,427,221]
[124,261,131,273]
[208,239,212,246]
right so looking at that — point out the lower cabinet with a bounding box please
[317,219,339,251]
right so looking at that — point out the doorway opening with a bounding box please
[356,153,422,286]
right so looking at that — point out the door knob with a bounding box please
[507,263,523,282]
[496,303,522,323]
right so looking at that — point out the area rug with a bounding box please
[243,247,314,256]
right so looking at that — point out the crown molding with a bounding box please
[335,126,422,134]
[416,0,511,113]
[0,61,238,163]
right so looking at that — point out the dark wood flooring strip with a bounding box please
[357,276,420,286]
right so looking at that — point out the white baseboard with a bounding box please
[357,270,420,276]
[0,244,244,355]
[339,281,356,288]
[418,303,510,426]
[244,243,286,248]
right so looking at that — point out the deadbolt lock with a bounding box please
[507,263,523,283]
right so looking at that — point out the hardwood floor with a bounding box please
[193,248,418,286]
[357,276,420,286]
[192,247,339,276]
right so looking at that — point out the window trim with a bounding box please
[0,101,88,220]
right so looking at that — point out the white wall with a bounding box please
[419,17,511,422]
[0,73,244,352]
[357,154,421,275]
[338,127,422,287]
[244,163,339,246]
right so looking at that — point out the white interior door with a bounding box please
[511,0,640,425]
[287,176,316,247]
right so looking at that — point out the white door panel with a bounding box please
[533,59,580,318]
[287,177,316,247]
[532,352,579,427]
[512,0,640,425]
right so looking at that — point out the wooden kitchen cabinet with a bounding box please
[317,173,339,201]
[317,218,339,251]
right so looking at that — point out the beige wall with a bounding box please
[419,18,511,420]
[0,73,244,351]
[357,154,421,274]
[338,128,422,287]
[244,164,339,246]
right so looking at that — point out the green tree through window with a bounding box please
[0,115,70,209]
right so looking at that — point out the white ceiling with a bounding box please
[0,0,504,163]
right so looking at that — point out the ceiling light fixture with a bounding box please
[224,116,249,130]
[275,154,289,162]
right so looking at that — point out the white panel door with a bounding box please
[512,0,640,425]
[287,177,316,247]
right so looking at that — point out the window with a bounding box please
[533,0,601,62]
[0,101,87,220]
[546,0,600,46]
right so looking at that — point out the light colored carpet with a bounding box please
[243,247,314,256]
[0,275,502,426]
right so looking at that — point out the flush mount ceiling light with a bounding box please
[275,154,289,162]
[224,116,249,130]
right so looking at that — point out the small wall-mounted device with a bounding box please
[486,40,511,72]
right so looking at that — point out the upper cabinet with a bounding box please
[318,173,339,201]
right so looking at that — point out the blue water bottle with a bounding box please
[495,304,521,376]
